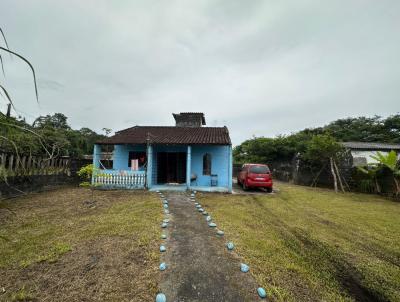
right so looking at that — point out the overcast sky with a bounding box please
[1,0,399,145]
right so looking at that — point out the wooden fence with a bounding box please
[0,152,70,177]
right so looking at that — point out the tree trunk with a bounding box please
[393,177,400,196]
[333,160,345,193]
[310,164,326,187]
[330,157,338,193]
[375,177,381,194]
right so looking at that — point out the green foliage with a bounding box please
[371,151,399,172]
[370,151,400,194]
[0,113,105,157]
[302,135,344,164]
[356,165,381,193]
[234,114,400,164]
[77,164,95,181]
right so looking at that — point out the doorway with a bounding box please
[157,152,186,184]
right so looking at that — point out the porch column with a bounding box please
[228,145,233,192]
[92,144,101,184]
[146,145,153,189]
[186,145,191,189]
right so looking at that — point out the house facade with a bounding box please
[92,113,232,192]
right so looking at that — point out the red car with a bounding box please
[237,163,273,192]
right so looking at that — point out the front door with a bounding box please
[157,152,186,184]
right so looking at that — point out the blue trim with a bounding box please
[146,145,153,188]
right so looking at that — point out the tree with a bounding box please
[302,135,345,192]
[357,164,381,193]
[370,151,400,195]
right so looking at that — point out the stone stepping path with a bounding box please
[158,192,263,302]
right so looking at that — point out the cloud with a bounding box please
[1,0,399,144]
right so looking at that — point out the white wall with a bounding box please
[351,150,400,166]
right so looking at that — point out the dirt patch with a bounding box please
[159,192,263,301]
[0,188,161,302]
[2,237,158,301]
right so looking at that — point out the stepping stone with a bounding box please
[160,245,166,252]
[159,262,167,271]
[163,219,169,223]
[240,263,249,273]
[161,223,168,228]
[217,230,224,236]
[156,190,160,193]
[202,211,208,216]
[227,242,234,250]
[161,234,167,239]
[193,191,197,194]
[206,216,212,222]
[198,208,204,212]
[191,193,195,197]
[257,287,267,298]
[163,200,168,204]
[194,202,199,206]
[196,205,201,208]
[208,222,217,227]
[156,293,166,302]
[164,210,170,214]
[163,204,169,209]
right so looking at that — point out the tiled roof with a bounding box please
[341,142,400,150]
[97,126,231,145]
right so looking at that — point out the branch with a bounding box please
[0,84,16,110]
[0,28,10,49]
[0,54,5,76]
[0,46,38,102]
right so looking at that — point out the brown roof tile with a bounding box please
[97,126,231,145]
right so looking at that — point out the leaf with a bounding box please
[0,28,10,49]
[0,46,38,102]
[0,83,16,110]
[0,54,5,76]
[357,166,369,175]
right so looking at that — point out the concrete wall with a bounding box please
[351,150,400,166]
[191,145,231,188]
[0,174,76,199]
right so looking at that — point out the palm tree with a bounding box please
[371,151,400,195]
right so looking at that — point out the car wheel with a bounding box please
[266,187,273,193]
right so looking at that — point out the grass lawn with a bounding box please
[200,182,400,302]
[0,187,162,302]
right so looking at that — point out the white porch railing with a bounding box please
[93,170,146,189]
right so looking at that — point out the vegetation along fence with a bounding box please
[0,152,70,177]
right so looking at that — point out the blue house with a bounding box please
[92,112,232,192]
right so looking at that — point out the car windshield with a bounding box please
[249,165,269,174]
